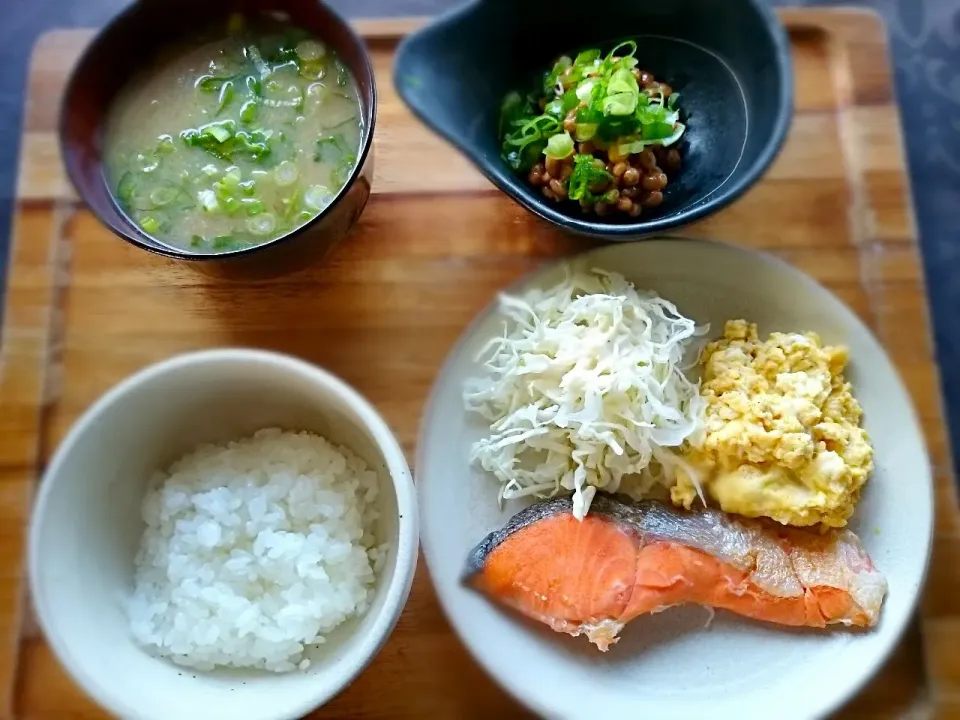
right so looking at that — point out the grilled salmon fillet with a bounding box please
[463,495,887,650]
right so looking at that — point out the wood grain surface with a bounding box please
[1,9,955,719]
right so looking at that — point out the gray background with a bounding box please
[1,0,959,480]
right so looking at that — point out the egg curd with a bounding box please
[671,320,874,528]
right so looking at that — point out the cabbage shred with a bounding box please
[464,265,708,520]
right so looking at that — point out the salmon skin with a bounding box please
[463,495,887,651]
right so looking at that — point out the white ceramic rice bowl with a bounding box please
[29,349,418,720]
[416,239,934,720]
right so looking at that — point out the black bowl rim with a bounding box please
[59,0,378,262]
[393,0,794,239]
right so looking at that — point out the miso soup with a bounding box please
[103,15,364,253]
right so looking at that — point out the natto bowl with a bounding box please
[394,0,793,240]
[61,0,376,280]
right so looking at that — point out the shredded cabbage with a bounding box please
[463,265,708,520]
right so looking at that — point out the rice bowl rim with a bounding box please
[28,347,419,720]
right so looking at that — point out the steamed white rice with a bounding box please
[128,428,387,672]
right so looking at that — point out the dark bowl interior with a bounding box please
[394,0,793,239]
[61,0,376,278]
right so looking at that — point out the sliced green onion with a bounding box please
[616,122,686,155]
[616,138,649,155]
[190,234,205,248]
[246,212,277,235]
[239,100,258,124]
[149,186,179,206]
[544,131,574,159]
[200,120,236,143]
[156,134,175,154]
[117,172,135,203]
[660,122,686,147]
[216,81,235,115]
[544,98,564,118]
[602,92,638,116]
[198,189,219,212]
[245,75,262,96]
[574,123,597,142]
[567,153,612,202]
[274,160,299,186]
[139,216,160,234]
[214,168,243,206]
[241,197,265,215]
[605,40,638,61]
[502,115,560,148]
[201,164,220,178]
[238,180,257,196]
[641,120,678,141]
[221,196,241,213]
[222,166,242,186]
[295,39,325,62]
[314,134,348,163]
[573,49,600,66]
[575,79,596,104]
[303,184,330,211]
[331,154,356,187]
[608,68,639,96]
[195,75,226,92]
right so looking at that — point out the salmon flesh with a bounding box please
[463,495,887,651]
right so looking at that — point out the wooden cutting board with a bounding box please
[2,10,957,719]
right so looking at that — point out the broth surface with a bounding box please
[104,16,363,253]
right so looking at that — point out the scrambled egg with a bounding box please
[671,320,874,528]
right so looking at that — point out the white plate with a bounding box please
[415,239,934,720]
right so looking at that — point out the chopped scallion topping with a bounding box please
[239,100,258,124]
[274,160,299,186]
[217,81,235,115]
[567,154,612,202]
[149,185,179,207]
[295,40,325,62]
[545,131,574,160]
[247,212,277,235]
[498,41,686,176]
[303,184,330,211]
[198,189,219,213]
[156,134,175,154]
